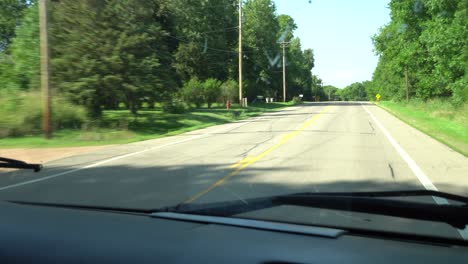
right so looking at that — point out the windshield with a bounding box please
[1,0,467,242]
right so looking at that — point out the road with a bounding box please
[1,101,468,238]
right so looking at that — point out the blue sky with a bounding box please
[273,0,391,88]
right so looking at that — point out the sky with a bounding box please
[273,0,391,88]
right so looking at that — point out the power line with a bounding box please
[166,34,238,54]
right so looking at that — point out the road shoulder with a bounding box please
[365,104,468,196]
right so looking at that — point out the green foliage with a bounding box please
[162,99,188,114]
[50,0,177,117]
[337,82,367,101]
[379,99,468,156]
[0,0,30,51]
[181,78,204,108]
[171,0,237,82]
[451,76,468,107]
[285,38,314,99]
[290,96,302,104]
[1,0,317,141]
[220,79,238,103]
[0,2,39,91]
[202,78,222,108]
[309,74,324,101]
[53,97,89,130]
[323,85,339,101]
[0,91,88,137]
[0,102,292,148]
[243,0,281,99]
[371,0,467,103]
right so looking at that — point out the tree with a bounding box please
[0,1,39,92]
[171,0,237,82]
[180,78,204,108]
[50,0,177,117]
[0,0,30,52]
[323,85,339,101]
[309,74,324,101]
[220,79,238,103]
[338,82,367,101]
[243,0,280,99]
[284,38,314,99]
[277,14,296,43]
[203,78,222,108]
[371,0,467,103]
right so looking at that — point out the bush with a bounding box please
[450,77,468,107]
[0,91,89,137]
[53,97,89,129]
[180,78,204,108]
[291,96,302,105]
[220,79,238,103]
[162,99,187,114]
[203,78,222,108]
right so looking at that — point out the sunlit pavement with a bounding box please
[1,102,467,238]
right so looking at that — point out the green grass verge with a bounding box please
[0,102,295,148]
[377,100,468,157]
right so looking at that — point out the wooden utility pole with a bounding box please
[39,0,52,139]
[405,65,409,102]
[280,41,289,102]
[238,0,243,106]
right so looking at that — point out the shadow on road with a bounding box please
[1,162,466,210]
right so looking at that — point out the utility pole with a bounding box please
[238,0,243,106]
[39,0,52,139]
[280,41,289,102]
[314,80,317,101]
[405,65,409,102]
[320,81,323,101]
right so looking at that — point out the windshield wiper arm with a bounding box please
[164,190,468,229]
[0,157,42,172]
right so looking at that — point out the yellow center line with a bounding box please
[184,105,333,204]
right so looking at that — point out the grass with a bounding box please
[377,100,468,157]
[0,102,295,148]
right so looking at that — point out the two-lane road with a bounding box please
[1,102,467,209]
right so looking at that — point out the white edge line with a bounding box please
[0,117,259,191]
[362,103,468,239]
[362,104,438,191]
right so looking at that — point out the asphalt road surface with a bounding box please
[1,102,467,207]
[2,101,468,239]
[0,103,468,239]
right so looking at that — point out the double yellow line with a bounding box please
[184,105,333,203]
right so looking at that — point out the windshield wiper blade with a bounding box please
[285,189,468,204]
[8,190,468,229]
[0,157,42,172]
[163,190,468,229]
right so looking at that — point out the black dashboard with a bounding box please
[1,201,467,263]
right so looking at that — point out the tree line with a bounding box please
[367,0,466,104]
[0,0,320,119]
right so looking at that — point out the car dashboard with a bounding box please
[1,201,467,263]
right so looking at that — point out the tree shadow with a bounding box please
[1,162,466,210]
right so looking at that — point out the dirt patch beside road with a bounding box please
[0,146,112,172]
